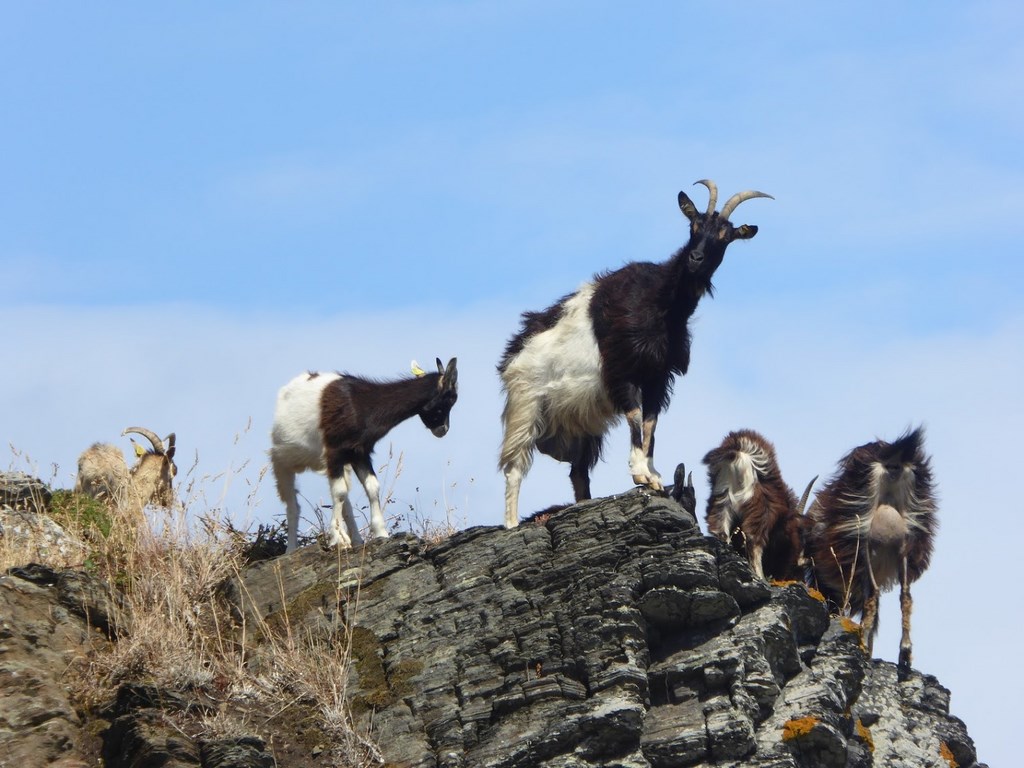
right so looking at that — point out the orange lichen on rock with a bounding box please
[805,586,826,602]
[940,741,960,768]
[839,616,861,634]
[855,718,874,753]
[781,716,820,741]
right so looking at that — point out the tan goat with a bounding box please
[75,426,177,515]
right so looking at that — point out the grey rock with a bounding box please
[0,482,986,767]
[226,488,984,767]
[0,503,87,564]
[0,471,52,512]
[103,709,203,767]
[200,736,276,768]
[0,570,101,766]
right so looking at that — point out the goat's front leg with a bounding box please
[859,549,882,656]
[352,459,390,541]
[327,466,358,549]
[747,541,767,581]
[898,554,913,680]
[626,405,663,491]
[861,589,879,656]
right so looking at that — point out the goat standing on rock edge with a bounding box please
[497,180,772,527]
[702,429,814,582]
[805,426,937,678]
[270,358,458,553]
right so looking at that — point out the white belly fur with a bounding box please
[502,283,618,439]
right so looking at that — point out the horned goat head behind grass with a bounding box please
[497,180,772,527]
[74,426,178,517]
[805,426,937,679]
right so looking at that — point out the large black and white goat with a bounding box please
[270,358,458,553]
[497,180,772,527]
[805,427,937,676]
[703,429,814,582]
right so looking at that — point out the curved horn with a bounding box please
[719,189,774,220]
[693,179,718,216]
[122,426,165,455]
[796,475,819,516]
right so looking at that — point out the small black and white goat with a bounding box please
[498,180,772,527]
[703,429,814,582]
[270,358,458,553]
[805,427,937,676]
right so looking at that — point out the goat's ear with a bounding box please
[440,357,458,389]
[678,191,701,223]
[733,224,758,240]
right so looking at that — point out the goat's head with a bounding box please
[676,180,773,284]
[875,427,926,481]
[414,357,458,437]
[123,426,177,507]
[856,426,931,503]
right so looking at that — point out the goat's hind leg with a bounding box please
[562,435,600,503]
[272,458,301,554]
[499,396,541,529]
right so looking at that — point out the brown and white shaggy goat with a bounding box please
[703,429,812,582]
[805,426,937,676]
[75,426,177,515]
[271,358,458,553]
[498,180,772,527]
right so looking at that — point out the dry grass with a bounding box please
[1,442,469,766]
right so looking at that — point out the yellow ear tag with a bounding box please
[132,440,146,458]
[411,360,427,377]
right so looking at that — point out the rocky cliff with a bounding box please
[1,474,984,767]
[226,488,982,768]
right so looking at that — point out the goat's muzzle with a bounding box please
[688,250,705,273]
[431,423,450,438]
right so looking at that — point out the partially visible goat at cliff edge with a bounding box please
[75,427,177,513]
[498,180,772,527]
[703,429,815,582]
[805,426,937,677]
[271,358,459,553]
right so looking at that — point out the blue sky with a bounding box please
[3,3,1021,763]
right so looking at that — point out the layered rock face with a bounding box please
[227,490,983,768]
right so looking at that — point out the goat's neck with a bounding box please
[663,249,709,314]
[365,375,440,432]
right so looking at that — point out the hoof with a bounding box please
[632,474,665,492]
[897,648,912,681]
